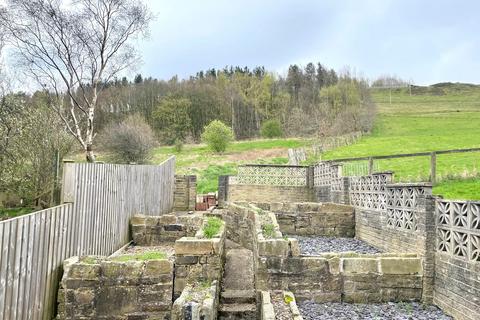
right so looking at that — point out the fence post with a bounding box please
[61,160,76,203]
[368,157,374,175]
[430,152,437,185]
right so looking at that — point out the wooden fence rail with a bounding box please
[0,156,176,319]
[327,147,480,184]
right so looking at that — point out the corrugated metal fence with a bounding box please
[0,156,176,319]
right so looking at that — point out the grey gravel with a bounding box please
[291,236,382,255]
[271,293,292,320]
[298,301,452,320]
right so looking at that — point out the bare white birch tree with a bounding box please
[0,0,152,161]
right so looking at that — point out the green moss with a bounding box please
[111,251,167,262]
[81,256,99,264]
[202,217,223,239]
[262,223,275,239]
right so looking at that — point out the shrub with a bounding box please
[100,114,156,164]
[261,119,283,138]
[174,139,184,152]
[201,120,234,153]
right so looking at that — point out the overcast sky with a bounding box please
[139,0,479,85]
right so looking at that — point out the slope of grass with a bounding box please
[323,84,480,199]
[151,138,311,194]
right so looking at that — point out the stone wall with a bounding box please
[173,218,226,298]
[227,184,314,203]
[171,280,219,320]
[433,199,480,320]
[222,203,259,251]
[57,256,173,319]
[256,253,423,303]
[174,175,197,211]
[226,202,423,305]
[254,202,355,237]
[353,183,435,302]
[131,213,203,245]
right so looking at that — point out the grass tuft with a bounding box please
[111,251,167,262]
[202,217,223,239]
[262,223,275,239]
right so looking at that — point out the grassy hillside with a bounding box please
[71,83,479,200]
[322,83,480,200]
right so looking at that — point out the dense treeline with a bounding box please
[1,62,375,206]
[94,63,376,144]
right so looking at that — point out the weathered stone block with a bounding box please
[159,214,177,225]
[164,224,184,231]
[101,261,143,282]
[380,257,422,275]
[68,262,101,280]
[342,258,378,274]
[143,260,173,277]
[258,239,289,257]
[175,238,214,255]
[175,255,199,265]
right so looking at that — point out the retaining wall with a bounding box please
[57,256,173,319]
[254,202,355,237]
[131,213,203,245]
[173,218,226,298]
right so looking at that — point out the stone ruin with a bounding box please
[55,162,479,320]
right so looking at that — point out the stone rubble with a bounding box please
[298,301,453,320]
[292,235,382,255]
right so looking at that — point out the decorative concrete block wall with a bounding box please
[131,214,203,245]
[433,199,480,320]
[174,175,197,211]
[57,256,174,319]
[223,165,314,203]
[254,202,355,237]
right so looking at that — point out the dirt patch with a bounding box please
[225,148,287,162]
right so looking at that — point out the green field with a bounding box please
[322,84,480,200]
[70,83,480,200]
[150,138,308,193]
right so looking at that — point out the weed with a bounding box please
[262,223,275,239]
[203,217,223,239]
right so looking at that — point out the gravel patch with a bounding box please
[291,236,381,255]
[298,301,452,320]
[271,293,292,320]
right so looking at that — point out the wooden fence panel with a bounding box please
[0,156,175,319]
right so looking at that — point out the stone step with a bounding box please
[220,289,256,304]
[218,303,257,320]
[222,249,254,291]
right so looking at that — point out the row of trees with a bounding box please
[93,63,375,145]
[0,0,376,207]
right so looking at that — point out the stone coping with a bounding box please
[174,216,226,256]
[386,182,433,188]
[276,254,423,276]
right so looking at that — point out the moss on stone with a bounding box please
[111,251,167,262]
